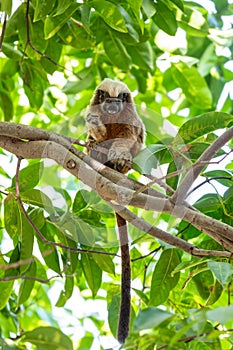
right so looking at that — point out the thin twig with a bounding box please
[0,11,7,51]
[172,126,233,204]
[14,157,118,257]
[187,176,232,197]
[22,0,82,79]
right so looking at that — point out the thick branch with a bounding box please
[111,204,232,258]
[0,123,233,254]
[0,122,165,198]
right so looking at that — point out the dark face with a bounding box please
[94,89,130,115]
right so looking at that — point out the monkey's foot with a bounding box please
[107,149,132,173]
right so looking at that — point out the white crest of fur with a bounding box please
[95,78,130,97]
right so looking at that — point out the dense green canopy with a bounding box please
[0,0,233,349]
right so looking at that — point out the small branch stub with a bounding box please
[66,159,76,169]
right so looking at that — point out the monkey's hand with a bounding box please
[107,144,133,173]
[86,138,98,150]
[86,112,107,141]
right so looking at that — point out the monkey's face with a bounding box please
[95,89,129,115]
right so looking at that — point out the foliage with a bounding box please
[0,0,233,349]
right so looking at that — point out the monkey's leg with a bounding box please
[115,212,131,344]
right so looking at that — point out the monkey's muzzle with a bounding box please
[103,98,122,115]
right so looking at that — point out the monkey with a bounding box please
[85,78,145,344]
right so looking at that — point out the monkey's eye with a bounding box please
[98,89,110,103]
[118,92,128,102]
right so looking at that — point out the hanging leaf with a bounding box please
[91,0,128,33]
[80,253,102,297]
[34,0,57,21]
[103,33,132,70]
[18,261,37,305]
[134,307,173,331]
[208,261,233,286]
[171,61,212,109]
[126,42,154,72]
[150,249,180,306]
[21,327,73,350]
[154,1,177,36]
[11,162,43,192]
[177,112,233,143]
[44,3,80,39]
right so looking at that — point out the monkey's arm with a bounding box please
[85,112,107,143]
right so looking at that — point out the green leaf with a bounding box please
[22,189,55,215]
[170,0,184,11]
[208,261,233,286]
[202,170,233,187]
[77,209,102,227]
[103,31,132,70]
[34,0,56,21]
[92,253,115,274]
[207,305,233,324]
[73,190,89,213]
[38,225,61,274]
[11,162,43,192]
[18,261,37,305]
[0,256,14,310]
[193,270,214,300]
[177,112,233,143]
[133,144,167,174]
[41,38,62,74]
[126,42,154,71]
[108,294,120,338]
[0,89,13,121]
[21,62,45,109]
[1,43,24,59]
[206,279,223,306]
[154,1,177,36]
[20,209,35,274]
[178,21,208,37]
[53,0,73,16]
[81,253,102,297]
[75,216,95,246]
[0,0,12,15]
[223,185,233,203]
[29,208,45,230]
[21,327,73,350]
[128,0,143,25]
[56,276,74,307]
[62,69,94,94]
[58,21,93,49]
[4,195,19,238]
[194,194,222,214]
[171,62,212,109]
[1,59,18,79]
[134,307,173,331]
[78,333,94,350]
[150,249,180,306]
[44,3,80,39]
[91,0,128,33]
[188,142,225,161]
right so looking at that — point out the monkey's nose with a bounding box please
[104,99,121,114]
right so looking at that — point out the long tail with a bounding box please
[115,212,131,344]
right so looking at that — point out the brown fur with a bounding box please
[85,79,145,343]
[86,78,145,173]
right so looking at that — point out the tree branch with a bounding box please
[0,122,233,256]
[171,126,233,204]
